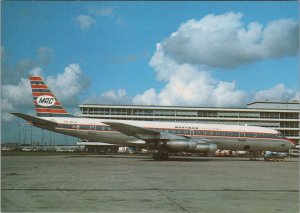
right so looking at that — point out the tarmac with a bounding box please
[1,154,299,213]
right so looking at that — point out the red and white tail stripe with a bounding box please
[29,76,74,117]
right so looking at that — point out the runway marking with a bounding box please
[2,188,298,192]
[136,178,190,212]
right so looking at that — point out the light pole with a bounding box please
[30,125,33,145]
[50,132,52,146]
[23,121,27,145]
[18,122,21,144]
[42,130,44,145]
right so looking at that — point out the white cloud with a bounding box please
[133,88,159,105]
[102,89,127,100]
[84,89,131,105]
[46,64,89,106]
[293,92,300,102]
[107,89,127,101]
[140,12,298,108]
[75,6,128,31]
[254,83,298,102]
[75,15,96,30]
[152,12,298,71]
[1,78,32,121]
[29,67,43,76]
[133,65,246,107]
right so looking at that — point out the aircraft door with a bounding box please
[90,124,97,131]
[88,123,97,137]
[239,126,246,141]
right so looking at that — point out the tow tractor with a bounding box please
[264,151,286,162]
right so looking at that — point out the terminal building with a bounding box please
[79,101,300,151]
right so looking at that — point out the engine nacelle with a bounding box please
[195,143,217,153]
[166,139,217,153]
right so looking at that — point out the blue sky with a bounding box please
[1,1,299,143]
[3,2,298,93]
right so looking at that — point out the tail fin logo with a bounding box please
[36,95,56,107]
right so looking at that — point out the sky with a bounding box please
[1,1,299,144]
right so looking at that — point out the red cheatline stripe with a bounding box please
[29,77,42,81]
[31,84,48,89]
[50,109,67,113]
[36,108,67,113]
[32,92,54,97]
[36,108,50,113]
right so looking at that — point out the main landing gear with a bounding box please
[153,152,169,161]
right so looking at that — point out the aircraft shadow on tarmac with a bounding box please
[67,154,258,162]
[140,157,246,162]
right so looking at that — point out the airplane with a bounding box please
[11,76,296,160]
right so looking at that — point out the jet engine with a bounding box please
[166,139,217,153]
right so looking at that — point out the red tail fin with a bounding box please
[29,76,74,117]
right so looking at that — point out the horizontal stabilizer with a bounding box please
[10,112,57,128]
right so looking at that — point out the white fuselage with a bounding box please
[40,117,295,152]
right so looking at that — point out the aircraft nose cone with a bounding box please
[286,138,296,148]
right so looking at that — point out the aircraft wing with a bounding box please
[10,113,57,128]
[103,122,160,136]
[103,121,184,141]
